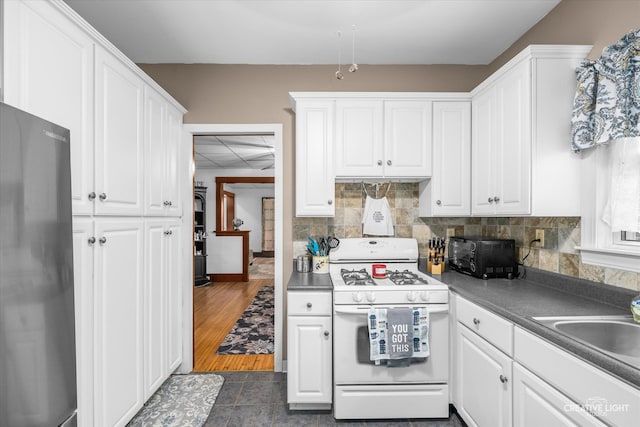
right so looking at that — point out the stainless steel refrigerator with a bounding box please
[0,102,77,426]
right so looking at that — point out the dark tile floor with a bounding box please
[204,371,466,427]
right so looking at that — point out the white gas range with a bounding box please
[329,238,450,420]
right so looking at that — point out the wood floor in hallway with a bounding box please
[193,278,274,372]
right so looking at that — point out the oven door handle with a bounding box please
[334,306,449,315]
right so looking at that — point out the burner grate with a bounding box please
[340,268,376,286]
[387,269,429,286]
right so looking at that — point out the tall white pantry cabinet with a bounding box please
[2,1,188,426]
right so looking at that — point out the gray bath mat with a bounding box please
[127,373,224,427]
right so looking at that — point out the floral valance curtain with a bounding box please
[572,31,640,233]
[571,30,640,152]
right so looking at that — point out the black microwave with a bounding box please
[448,237,517,279]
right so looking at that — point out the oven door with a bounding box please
[333,304,449,385]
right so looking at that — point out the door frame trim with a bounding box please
[181,123,284,373]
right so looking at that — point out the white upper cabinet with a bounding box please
[292,98,336,217]
[470,45,592,216]
[144,88,183,217]
[2,0,95,215]
[163,107,183,216]
[94,46,145,216]
[420,101,471,216]
[472,60,531,215]
[335,98,432,179]
[3,0,185,218]
[384,100,433,178]
[335,100,384,177]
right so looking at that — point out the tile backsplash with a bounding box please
[293,183,640,291]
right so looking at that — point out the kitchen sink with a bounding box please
[532,315,640,368]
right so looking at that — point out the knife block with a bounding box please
[427,247,446,275]
[428,260,445,275]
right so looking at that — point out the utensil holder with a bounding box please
[312,255,329,274]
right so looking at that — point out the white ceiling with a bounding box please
[65,0,560,65]
[194,134,275,170]
[66,0,560,169]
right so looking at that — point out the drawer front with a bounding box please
[288,291,332,316]
[456,295,513,356]
[514,327,639,427]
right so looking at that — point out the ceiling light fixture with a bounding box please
[349,24,358,73]
[335,25,358,80]
[336,30,344,80]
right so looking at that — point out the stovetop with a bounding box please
[338,267,431,287]
[330,262,449,305]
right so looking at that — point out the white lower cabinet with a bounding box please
[514,327,639,427]
[73,218,145,426]
[144,219,183,400]
[92,219,145,427]
[287,291,332,409]
[456,323,512,427]
[452,294,640,427]
[513,363,605,427]
[74,217,183,426]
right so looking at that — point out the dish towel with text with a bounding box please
[368,307,430,365]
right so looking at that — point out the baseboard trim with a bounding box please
[254,251,274,258]
[209,273,248,282]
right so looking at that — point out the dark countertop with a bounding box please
[286,261,639,389]
[287,270,332,291]
[423,263,640,390]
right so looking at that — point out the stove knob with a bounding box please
[353,292,364,302]
[366,292,376,302]
[407,291,417,302]
[420,291,431,302]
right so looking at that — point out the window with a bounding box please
[578,142,640,273]
[621,231,640,242]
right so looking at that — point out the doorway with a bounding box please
[223,190,235,231]
[182,124,283,373]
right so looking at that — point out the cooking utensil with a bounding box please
[308,237,319,255]
[328,236,340,253]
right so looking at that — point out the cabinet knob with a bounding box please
[499,374,508,384]
[163,201,169,206]
[87,236,96,245]
[473,317,480,326]
[306,302,312,308]
[324,331,330,337]
[494,196,500,203]
[327,200,333,205]
[88,192,96,201]
[99,237,107,245]
[164,230,172,235]
[377,160,383,166]
[387,160,392,166]
[168,201,173,206]
[436,200,442,205]
[488,197,494,203]
[99,193,107,201]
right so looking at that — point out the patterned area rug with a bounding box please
[216,286,274,355]
[127,373,224,427]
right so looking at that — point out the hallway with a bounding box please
[194,257,275,372]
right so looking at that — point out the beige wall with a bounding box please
[139,0,640,286]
